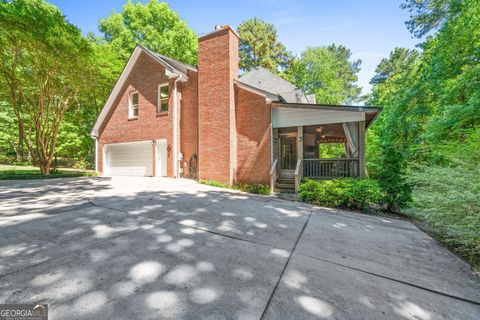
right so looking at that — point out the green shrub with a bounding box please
[298,178,382,212]
[406,162,480,270]
[376,142,412,211]
[200,179,228,188]
[72,159,89,170]
[234,183,270,195]
[200,180,270,195]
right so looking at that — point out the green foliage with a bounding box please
[401,0,458,37]
[0,0,93,174]
[376,143,412,212]
[99,0,197,65]
[319,143,345,158]
[200,180,226,188]
[405,135,480,268]
[235,183,270,195]
[285,45,362,104]
[366,0,480,266]
[238,17,293,73]
[370,48,420,85]
[0,102,18,156]
[298,178,382,212]
[200,180,270,195]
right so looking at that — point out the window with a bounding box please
[158,84,169,113]
[129,91,138,118]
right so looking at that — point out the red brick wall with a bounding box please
[180,70,198,178]
[235,87,272,185]
[198,27,239,184]
[98,51,197,177]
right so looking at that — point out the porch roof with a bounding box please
[271,102,381,129]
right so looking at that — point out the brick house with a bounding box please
[91,25,380,192]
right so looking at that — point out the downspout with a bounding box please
[94,137,98,173]
[173,76,181,178]
[196,73,200,180]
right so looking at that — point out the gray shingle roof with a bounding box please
[239,67,296,93]
[238,66,314,104]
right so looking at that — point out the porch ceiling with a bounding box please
[271,102,381,128]
[272,106,365,128]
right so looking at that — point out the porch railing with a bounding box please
[303,158,359,179]
[269,159,279,193]
[294,159,303,192]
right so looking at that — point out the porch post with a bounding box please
[297,126,303,160]
[358,120,366,178]
[273,128,279,161]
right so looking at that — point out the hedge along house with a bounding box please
[91,25,380,193]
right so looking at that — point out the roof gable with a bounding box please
[91,45,192,137]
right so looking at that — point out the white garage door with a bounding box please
[105,141,153,177]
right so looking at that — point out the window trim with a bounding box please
[157,83,170,113]
[128,91,139,119]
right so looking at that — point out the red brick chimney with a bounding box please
[197,25,239,184]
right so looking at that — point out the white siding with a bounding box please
[272,107,365,128]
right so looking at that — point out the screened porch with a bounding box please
[270,102,378,192]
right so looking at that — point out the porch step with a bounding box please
[275,182,294,189]
[275,187,295,193]
[275,178,295,193]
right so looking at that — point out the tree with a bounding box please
[370,48,420,85]
[99,0,197,65]
[367,46,423,159]
[53,36,125,168]
[237,17,293,73]
[0,0,93,174]
[377,142,412,212]
[286,45,362,104]
[401,0,457,37]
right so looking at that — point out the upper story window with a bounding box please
[158,83,169,113]
[129,91,139,118]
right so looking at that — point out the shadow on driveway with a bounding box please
[0,177,479,319]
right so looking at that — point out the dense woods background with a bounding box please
[0,0,478,268]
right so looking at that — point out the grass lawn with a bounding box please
[0,164,97,180]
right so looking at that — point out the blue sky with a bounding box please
[49,0,419,94]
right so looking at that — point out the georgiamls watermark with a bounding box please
[0,304,48,320]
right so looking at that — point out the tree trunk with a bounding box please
[16,125,24,162]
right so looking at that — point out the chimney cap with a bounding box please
[199,25,239,40]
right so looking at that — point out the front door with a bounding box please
[279,136,297,178]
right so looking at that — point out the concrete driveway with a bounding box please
[0,177,479,319]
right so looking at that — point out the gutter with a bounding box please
[172,76,182,178]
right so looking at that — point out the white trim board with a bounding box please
[272,107,365,128]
